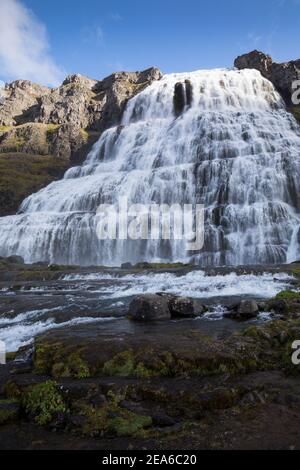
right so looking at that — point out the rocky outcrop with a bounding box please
[128,294,171,321]
[234,50,300,106]
[0,67,162,215]
[225,299,259,321]
[128,293,204,321]
[0,68,162,161]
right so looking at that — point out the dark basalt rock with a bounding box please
[121,262,133,269]
[225,299,259,320]
[157,292,204,318]
[173,82,186,116]
[173,80,194,117]
[128,294,171,321]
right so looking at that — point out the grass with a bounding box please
[275,290,300,300]
[0,152,69,215]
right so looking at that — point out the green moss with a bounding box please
[34,340,91,378]
[0,153,69,216]
[52,353,91,379]
[275,290,300,300]
[79,398,152,437]
[4,379,22,399]
[0,400,19,425]
[23,380,67,425]
[79,128,89,142]
[0,126,13,133]
[288,106,300,123]
[46,124,60,138]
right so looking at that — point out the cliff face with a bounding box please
[234,50,300,115]
[0,67,162,215]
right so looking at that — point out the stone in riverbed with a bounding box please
[225,299,259,320]
[121,262,133,269]
[128,294,171,321]
[158,293,204,318]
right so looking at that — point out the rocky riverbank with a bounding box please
[1,261,300,449]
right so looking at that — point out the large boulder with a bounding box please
[225,299,259,321]
[128,294,171,322]
[158,293,204,318]
[234,50,300,105]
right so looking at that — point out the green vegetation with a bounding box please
[289,106,300,123]
[34,340,91,378]
[79,390,152,437]
[0,126,13,133]
[275,290,300,300]
[0,152,69,215]
[0,400,19,424]
[23,380,67,425]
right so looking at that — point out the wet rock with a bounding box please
[151,412,176,428]
[128,294,171,321]
[158,293,204,318]
[268,299,289,315]
[6,255,24,265]
[225,299,259,320]
[121,262,133,269]
[49,411,68,431]
[174,82,186,116]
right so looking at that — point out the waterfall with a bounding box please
[0,68,300,266]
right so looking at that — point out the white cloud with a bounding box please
[81,25,104,46]
[0,0,64,87]
[110,13,123,22]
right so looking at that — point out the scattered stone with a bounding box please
[128,294,171,321]
[121,262,133,269]
[151,412,176,428]
[225,299,259,320]
[6,255,24,265]
[158,293,204,318]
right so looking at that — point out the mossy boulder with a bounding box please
[22,380,68,426]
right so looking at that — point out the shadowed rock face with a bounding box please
[234,50,300,105]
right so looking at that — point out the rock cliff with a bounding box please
[0,67,162,214]
[234,51,300,122]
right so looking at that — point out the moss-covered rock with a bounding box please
[0,399,20,425]
[22,380,68,426]
[0,152,69,215]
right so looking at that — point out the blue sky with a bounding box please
[0,0,299,86]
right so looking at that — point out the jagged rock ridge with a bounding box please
[234,50,300,106]
[0,67,162,215]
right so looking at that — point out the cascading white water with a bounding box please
[0,68,300,266]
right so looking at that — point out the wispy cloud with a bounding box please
[0,0,64,87]
[247,32,262,48]
[109,12,123,22]
[81,25,105,46]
